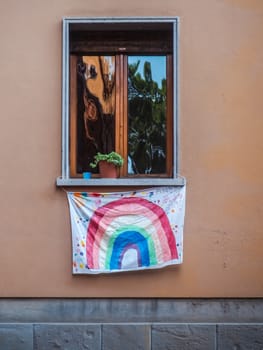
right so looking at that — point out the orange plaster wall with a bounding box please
[0,0,262,297]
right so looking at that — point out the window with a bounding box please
[57,17,184,186]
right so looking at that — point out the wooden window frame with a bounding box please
[57,17,185,187]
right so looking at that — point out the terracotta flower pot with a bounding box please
[99,161,118,178]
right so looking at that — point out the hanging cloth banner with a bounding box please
[67,186,186,274]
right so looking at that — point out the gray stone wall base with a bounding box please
[0,299,262,349]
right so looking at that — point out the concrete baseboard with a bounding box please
[0,299,262,349]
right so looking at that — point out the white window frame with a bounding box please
[56,17,185,187]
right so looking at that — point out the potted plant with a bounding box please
[90,151,124,178]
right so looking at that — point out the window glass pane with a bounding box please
[76,56,115,174]
[128,56,167,175]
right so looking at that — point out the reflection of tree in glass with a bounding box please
[128,59,166,174]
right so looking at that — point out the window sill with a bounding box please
[56,176,186,187]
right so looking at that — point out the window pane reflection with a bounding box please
[76,56,115,174]
[128,56,167,175]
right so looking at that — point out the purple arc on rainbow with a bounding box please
[86,197,178,270]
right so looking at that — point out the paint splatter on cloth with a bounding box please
[67,186,186,274]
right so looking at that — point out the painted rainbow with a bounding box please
[86,197,178,271]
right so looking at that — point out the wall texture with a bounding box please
[0,0,262,297]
